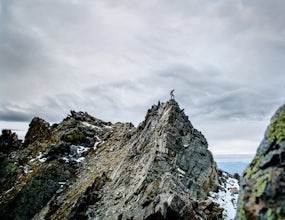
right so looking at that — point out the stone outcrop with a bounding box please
[0,100,223,220]
[0,129,22,154]
[67,100,220,219]
[236,104,285,219]
[0,130,23,198]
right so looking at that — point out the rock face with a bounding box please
[0,129,22,154]
[0,130,23,196]
[0,100,222,219]
[236,104,285,219]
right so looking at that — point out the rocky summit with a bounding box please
[236,103,285,219]
[0,100,238,220]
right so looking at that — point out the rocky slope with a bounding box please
[236,103,285,219]
[209,171,239,220]
[0,100,238,219]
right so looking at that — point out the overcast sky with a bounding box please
[0,0,284,156]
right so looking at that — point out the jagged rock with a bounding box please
[0,163,71,220]
[233,173,240,182]
[0,152,21,195]
[0,130,22,195]
[0,100,224,220]
[0,129,22,154]
[24,117,51,147]
[56,100,220,220]
[236,104,285,219]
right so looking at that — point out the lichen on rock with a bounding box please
[268,104,285,144]
[236,103,285,219]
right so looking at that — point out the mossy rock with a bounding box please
[252,172,271,197]
[65,130,85,144]
[0,154,20,194]
[268,105,285,144]
[244,153,265,179]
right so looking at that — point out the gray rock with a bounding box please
[64,100,220,219]
[236,103,285,219]
[0,101,221,220]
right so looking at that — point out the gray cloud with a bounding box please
[195,88,280,120]
[0,105,32,122]
[1,0,284,155]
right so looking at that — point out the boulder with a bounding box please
[0,129,22,154]
[23,117,51,147]
[236,104,285,219]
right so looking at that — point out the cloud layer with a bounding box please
[1,0,284,154]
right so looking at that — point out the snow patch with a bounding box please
[75,145,89,154]
[183,144,189,148]
[94,140,104,150]
[29,152,47,163]
[61,157,69,163]
[70,145,90,156]
[61,145,89,164]
[38,157,47,163]
[103,125,113,129]
[82,122,102,130]
[29,158,37,162]
[74,157,85,163]
[209,172,239,220]
[20,165,33,174]
[61,156,85,163]
[58,182,66,185]
[177,168,186,175]
[37,152,48,163]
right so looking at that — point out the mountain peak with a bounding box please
[0,100,224,219]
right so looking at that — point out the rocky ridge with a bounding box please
[0,100,237,219]
[236,103,285,219]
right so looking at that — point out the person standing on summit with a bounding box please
[170,89,175,100]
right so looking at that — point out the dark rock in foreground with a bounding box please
[236,104,285,219]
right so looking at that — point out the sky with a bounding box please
[0,0,284,157]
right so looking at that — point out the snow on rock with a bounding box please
[70,145,90,156]
[94,140,104,150]
[38,157,47,163]
[60,145,90,164]
[58,182,67,185]
[93,142,100,150]
[37,152,47,163]
[209,172,239,220]
[29,152,47,163]
[74,157,85,163]
[29,158,37,163]
[82,121,113,130]
[61,156,86,164]
[103,124,112,129]
[177,167,186,177]
[4,187,14,195]
[20,165,33,174]
[77,146,89,154]
[61,157,69,163]
[82,121,103,130]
